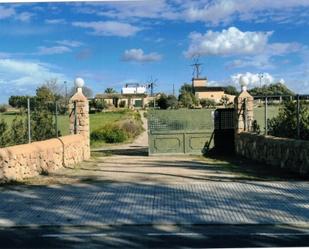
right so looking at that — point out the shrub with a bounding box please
[91,124,128,143]
[200,98,216,108]
[119,120,143,138]
[0,105,7,113]
[10,117,27,145]
[0,119,10,147]
[119,100,126,108]
[268,100,309,140]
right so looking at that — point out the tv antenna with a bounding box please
[146,76,157,97]
[191,56,202,79]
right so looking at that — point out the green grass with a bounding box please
[0,111,130,140]
[254,105,280,131]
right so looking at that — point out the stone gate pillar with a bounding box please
[69,77,90,159]
[234,77,254,133]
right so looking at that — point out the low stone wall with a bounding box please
[0,134,90,182]
[235,132,309,175]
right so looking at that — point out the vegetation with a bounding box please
[249,82,295,96]
[219,95,233,107]
[268,100,309,140]
[104,88,117,94]
[90,110,144,147]
[224,85,239,96]
[0,105,7,113]
[200,98,216,108]
[156,94,178,109]
[89,99,108,113]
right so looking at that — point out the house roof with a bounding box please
[194,86,226,92]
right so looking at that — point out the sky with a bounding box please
[0,0,309,103]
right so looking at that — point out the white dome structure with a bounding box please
[239,75,249,92]
[75,77,85,88]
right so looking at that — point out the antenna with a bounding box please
[191,56,202,79]
[258,73,264,88]
[146,76,157,97]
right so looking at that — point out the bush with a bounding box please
[10,117,27,145]
[0,105,7,113]
[200,98,216,108]
[91,124,128,143]
[119,120,143,138]
[268,100,309,140]
[0,119,10,147]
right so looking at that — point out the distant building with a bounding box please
[192,78,235,104]
[122,83,147,95]
[95,83,152,109]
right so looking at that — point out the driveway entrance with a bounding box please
[148,109,214,155]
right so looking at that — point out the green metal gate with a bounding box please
[148,109,214,155]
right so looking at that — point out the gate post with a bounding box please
[69,77,90,159]
[234,78,254,133]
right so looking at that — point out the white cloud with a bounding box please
[15,12,34,22]
[45,19,66,25]
[72,21,141,37]
[55,40,84,48]
[0,59,67,87]
[37,46,72,55]
[185,27,271,58]
[231,72,276,88]
[0,6,15,19]
[122,49,162,62]
[78,0,309,26]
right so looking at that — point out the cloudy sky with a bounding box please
[0,0,309,103]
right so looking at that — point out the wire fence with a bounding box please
[252,94,309,140]
[0,98,74,147]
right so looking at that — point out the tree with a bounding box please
[31,109,57,141]
[268,100,309,140]
[157,94,168,109]
[220,95,232,107]
[200,98,216,108]
[179,92,194,108]
[0,119,10,147]
[104,88,117,94]
[167,95,178,109]
[8,96,30,109]
[10,117,27,145]
[249,83,295,96]
[225,85,238,96]
[179,83,193,95]
[178,83,198,108]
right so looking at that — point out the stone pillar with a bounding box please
[234,90,254,133]
[69,85,90,160]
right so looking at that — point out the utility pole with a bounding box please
[64,81,68,103]
[191,57,202,79]
[258,73,264,88]
[173,83,175,96]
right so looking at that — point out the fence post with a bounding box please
[264,97,268,135]
[234,90,254,134]
[55,101,58,138]
[69,78,90,160]
[27,98,31,144]
[296,94,300,139]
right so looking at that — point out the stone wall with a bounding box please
[235,132,309,175]
[0,85,91,183]
[0,134,89,182]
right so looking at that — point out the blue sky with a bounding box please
[0,0,309,103]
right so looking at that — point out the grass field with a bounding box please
[0,111,130,138]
